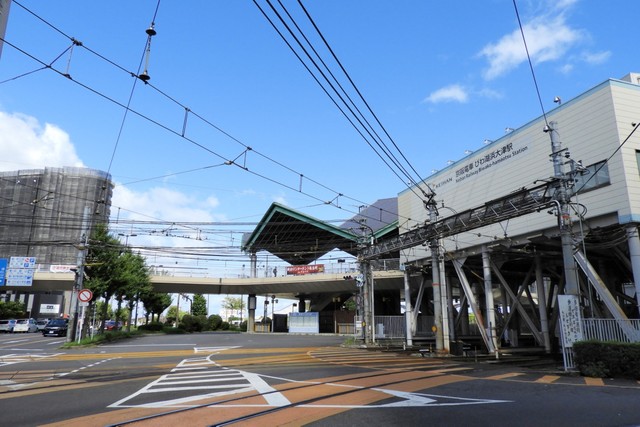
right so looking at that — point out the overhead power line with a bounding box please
[254,0,429,200]
[2,0,406,230]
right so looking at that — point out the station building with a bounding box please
[395,72,640,353]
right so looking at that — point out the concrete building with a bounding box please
[0,166,113,318]
[394,72,640,353]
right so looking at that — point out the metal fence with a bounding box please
[373,316,405,339]
[352,315,438,340]
[581,318,640,343]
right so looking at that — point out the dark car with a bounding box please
[42,319,69,337]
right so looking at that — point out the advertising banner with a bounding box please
[286,264,325,276]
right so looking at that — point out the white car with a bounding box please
[13,318,38,333]
[36,319,49,331]
[0,319,16,333]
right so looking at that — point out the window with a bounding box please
[573,160,609,193]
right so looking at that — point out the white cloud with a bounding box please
[559,63,574,75]
[423,84,469,104]
[204,195,220,209]
[581,50,611,65]
[479,16,584,80]
[0,111,84,171]
[112,185,216,223]
[476,88,503,100]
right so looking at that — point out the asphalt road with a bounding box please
[1,331,639,426]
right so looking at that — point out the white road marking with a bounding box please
[109,347,510,410]
[110,347,289,409]
[56,357,120,377]
[195,346,241,354]
[0,353,64,367]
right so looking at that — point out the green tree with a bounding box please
[222,295,245,315]
[191,294,208,316]
[84,223,151,333]
[84,223,124,333]
[140,292,172,323]
[114,250,152,331]
[0,301,25,318]
[166,305,187,326]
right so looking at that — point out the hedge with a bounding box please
[573,340,640,379]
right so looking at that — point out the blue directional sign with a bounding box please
[0,258,7,286]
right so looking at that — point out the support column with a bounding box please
[444,267,456,349]
[247,294,256,333]
[430,239,444,353]
[535,256,552,353]
[369,262,376,344]
[481,246,497,353]
[626,225,640,314]
[439,253,451,353]
[361,260,373,344]
[250,252,257,279]
[403,269,413,347]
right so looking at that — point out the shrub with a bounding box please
[208,314,222,331]
[574,340,640,379]
[138,322,164,332]
[163,326,186,334]
[221,321,230,330]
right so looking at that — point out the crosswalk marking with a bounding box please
[109,346,287,409]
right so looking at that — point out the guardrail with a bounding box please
[582,318,640,343]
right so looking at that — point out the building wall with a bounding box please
[0,166,113,267]
[399,76,640,264]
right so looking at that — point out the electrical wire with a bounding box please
[2,2,409,231]
[255,0,429,203]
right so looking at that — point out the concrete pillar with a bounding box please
[403,269,413,347]
[247,294,256,333]
[250,252,257,278]
[482,246,497,353]
[431,241,444,353]
[439,255,451,353]
[535,256,552,353]
[626,225,640,314]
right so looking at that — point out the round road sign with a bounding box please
[78,289,93,302]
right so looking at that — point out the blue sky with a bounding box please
[0,0,636,313]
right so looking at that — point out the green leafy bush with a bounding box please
[207,314,222,330]
[574,340,640,379]
[138,322,164,332]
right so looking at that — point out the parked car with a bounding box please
[0,319,16,333]
[42,319,69,337]
[104,320,123,331]
[36,319,49,331]
[14,318,38,333]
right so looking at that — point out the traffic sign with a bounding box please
[78,289,93,303]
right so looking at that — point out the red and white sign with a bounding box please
[286,264,325,276]
[78,289,93,303]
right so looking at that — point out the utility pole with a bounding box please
[547,121,579,295]
[68,206,90,342]
[358,219,376,345]
[428,201,444,353]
